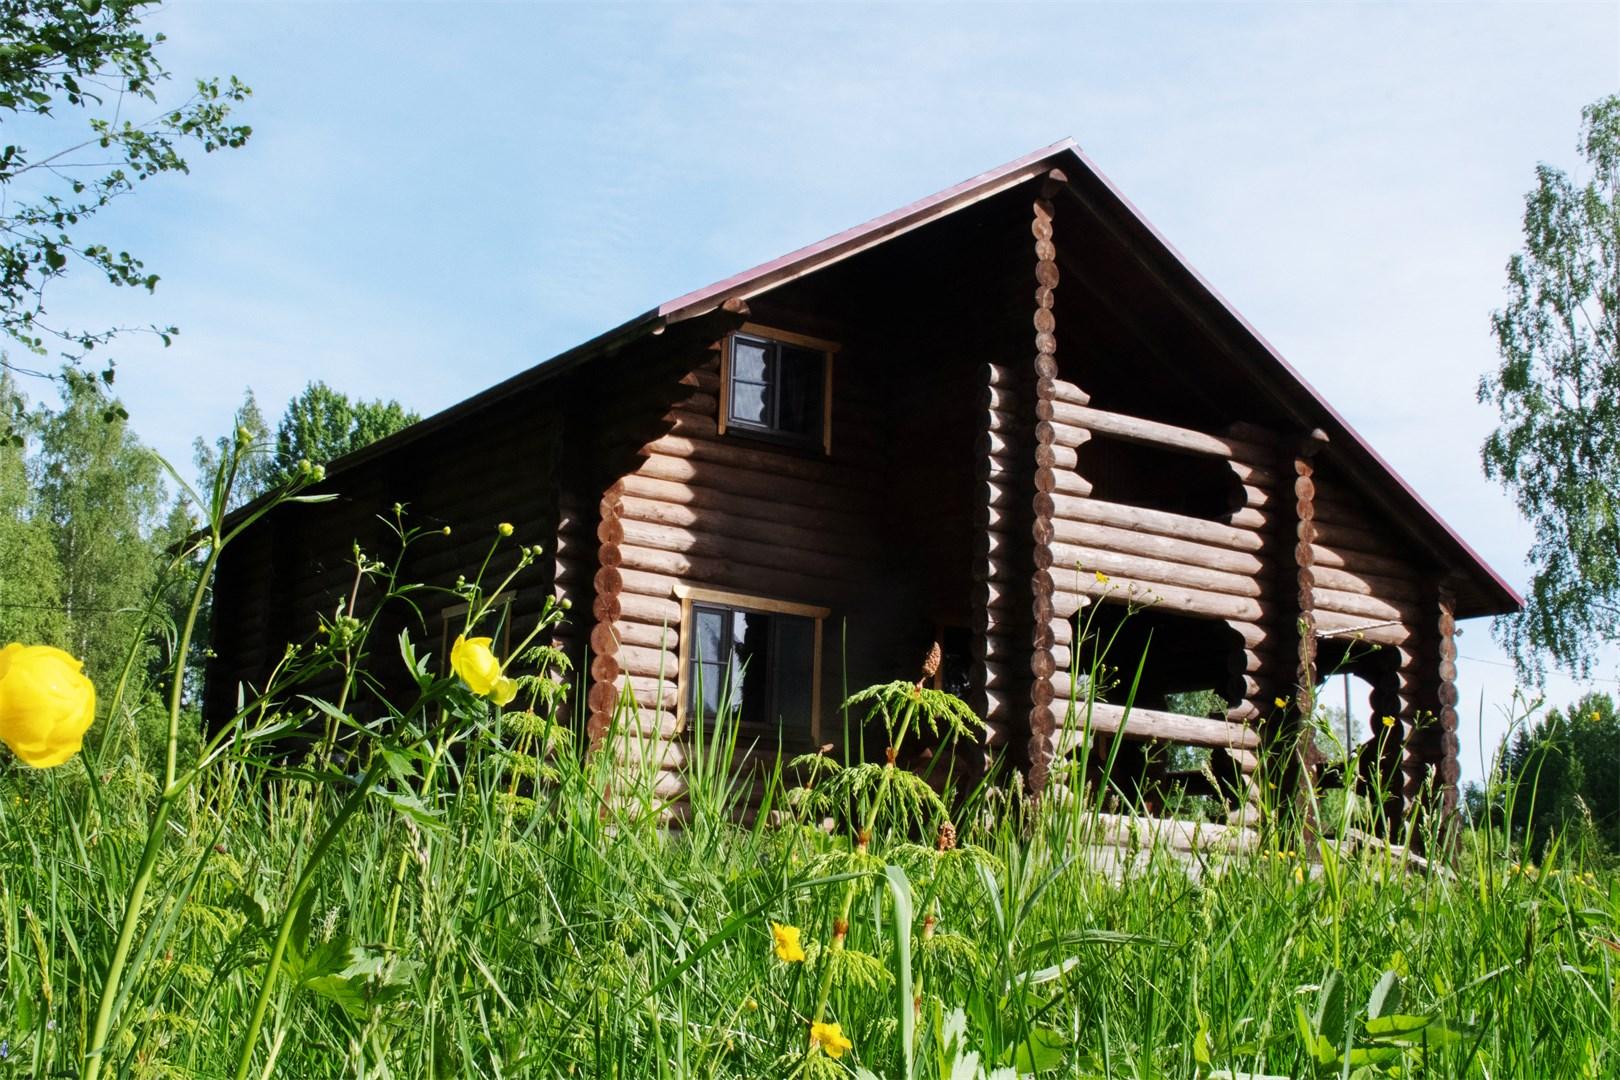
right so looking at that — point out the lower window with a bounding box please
[676,586,826,743]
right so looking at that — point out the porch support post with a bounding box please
[1274,429,1330,822]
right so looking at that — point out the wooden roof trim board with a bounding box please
[260,139,1518,617]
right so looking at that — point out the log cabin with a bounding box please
[205,139,1519,834]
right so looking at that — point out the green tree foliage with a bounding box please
[270,380,419,486]
[0,0,251,372]
[30,368,166,680]
[1479,95,1620,681]
[1500,692,1618,859]
[0,371,68,644]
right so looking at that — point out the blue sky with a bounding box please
[28,0,1620,781]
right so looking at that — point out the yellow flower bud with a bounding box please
[497,522,514,537]
[0,643,97,768]
[450,635,506,700]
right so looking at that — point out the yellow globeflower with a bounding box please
[1273,696,1289,710]
[771,922,806,963]
[1381,715,1396,728]
[810,1021,852,1059]
[451,635,515,705]
[497,522,514,537]
[0,643,96,768]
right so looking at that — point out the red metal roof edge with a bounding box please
[1050,143,1521,614]
[656,138,1082,323]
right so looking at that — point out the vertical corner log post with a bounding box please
[1404,581,1460,852]
[586,480,626,746]
[1274,428,1330,827]
[583,298,752,753]
[1026,168,1067,795]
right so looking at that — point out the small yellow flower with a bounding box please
[1381,715,1396,728]
[1294,864,1305,884]
[810,1020,852,1059]
[1592,711,1602,723]
[451,635,516,705]
[744,997,758,1012]
[441,525,452,536]
[771,922,806,963]
[1094,570,1110,584]
[497,522,514,537]
[1274,696,1289,710]
[0,643,97,768]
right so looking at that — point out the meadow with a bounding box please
[0,468,1616,1079]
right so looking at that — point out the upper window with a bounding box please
[676,586,826,743]
[721,326,834,451]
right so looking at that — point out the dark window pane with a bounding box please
[776,346,823,436]
[732,610,771,725]
[773,615,815,730]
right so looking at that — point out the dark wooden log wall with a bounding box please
[583,305,902,799]
[205,389,567,726]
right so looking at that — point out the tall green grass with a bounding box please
[3,685,1616,1077]
[0,449,1615,1077]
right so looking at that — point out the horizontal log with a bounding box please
[1050,541,1262,598]
[1051,470,1093,497]
[1310,563,1420,602]
[1309,518,1405,559]
[607,732,686,771]
[618,519,851,581]
[1313,609,1411,647]
[1228,459,1279,488]
[643,432,872,489]
[618,543,840,603]
[1049,494,1265,552]
[1049,615,1073,646]
[620,675,679,711]
[980,382,1023,411]
[636,453,859,512]
[612,643,681,680]
[1227,507,1268,530]
[1307,542,1414,580]
[981,362,1019,387]
[1055,575,1265,622]
[618,488,871,554]
[1036,420,1090,449]
[1046,378,1089,407]
[1052,518,1265,577]
[1053,591,1087,618]
[1312,587,1418,625]
[986,407,1029,435]
[614,592,682,627]
[1059,404,1271,462]
[1080,811,1261,853]
[618,474,872,539]
[981,480,1021,509]
[1035,442,1078,471]
[1050,696,1260,751]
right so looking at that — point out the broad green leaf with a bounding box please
[1365,969,1401,1020]
[1004,1027,1068,1073]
